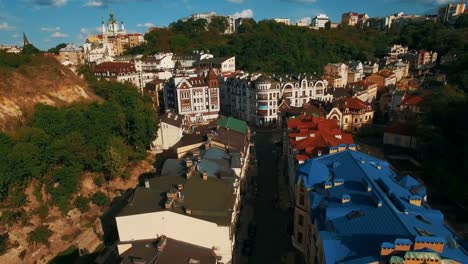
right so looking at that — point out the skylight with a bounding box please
[416,215,432,225]
[415,227,434,237]
[346,210,365,220]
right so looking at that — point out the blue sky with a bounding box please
[0,0,454,50]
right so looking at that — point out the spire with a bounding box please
[23,32,30,46]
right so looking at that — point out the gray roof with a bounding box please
[118,159,235,225]
[120,236,217,264]
[160,111,184,128]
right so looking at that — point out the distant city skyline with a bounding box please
[0,0,457,49]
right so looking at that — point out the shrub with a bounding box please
[27,225,51,247]
[74,196,90,213]
[0,233,8,255]
[37,205,48,221]
[91,192,109,207]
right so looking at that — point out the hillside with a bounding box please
[0,55,98,132]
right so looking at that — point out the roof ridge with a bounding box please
[348,151,415,236]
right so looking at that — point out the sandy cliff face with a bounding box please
[0,56,98,132]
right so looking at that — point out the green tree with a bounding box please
[74,196,90,213]
[47,165,81,213]
[47,43,67,54]
[92,191,109,207]
[0,233,8,255]
[27,226,51,247]
[209,16,229,33]
[21,44,41,55]
[103,137,131,180]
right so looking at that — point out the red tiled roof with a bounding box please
[288,114,354,161]
[378,70,395,78]
[351,80,377,88]
[94,62,136,74]
[334,97,369,111]
[400,94,424,106]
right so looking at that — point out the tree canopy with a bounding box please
[0,81,158,212]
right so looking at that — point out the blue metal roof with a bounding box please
[297,150,468,263]
[395,238,413,245]
[297,159,329,188]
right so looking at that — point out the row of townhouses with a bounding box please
[113,116,253,264]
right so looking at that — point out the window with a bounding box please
[298,214,304,226]
[299,193,305,206]
[355,118,358,123]
[344,118,348,123]
[297,232,303,243]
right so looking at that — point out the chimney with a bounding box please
[186,158,193,168]
[144,178,150,188]
[202,171,208,180]
[157,236,167,252]
[165,199,173,209]
[342,194,351,204]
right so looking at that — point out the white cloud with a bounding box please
[231,9,253,19]
[137,22,155,27]
[0,22,14,30]
[84,0,103,7]
[77,27,101,40]
[227,0,244,3]
[296,17,311,25]
[51,31,68,38]
[12,33,19,38]
[41,26,60,32]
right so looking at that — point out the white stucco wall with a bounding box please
[116,211,232,262]
[152,123,182,150]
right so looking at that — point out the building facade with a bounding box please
[324,63,348,88]
[326,97,374,132]
[83,12,144,62]
[439,0,466,24]
[164,69,220,123]
[311,14,330,29]
[292,149,467,264]
[221,73,331,127]
[58,43,84,66]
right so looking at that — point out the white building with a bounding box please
[191,11,217,23]
[274,18,291,25]
[194,56,236,74]
[311,14,329,29]
[152,111,185,152]
[221,73,332,126]
[83,42,115,64]
[164,69,220,123]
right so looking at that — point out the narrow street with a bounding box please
[248,130,293,264]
